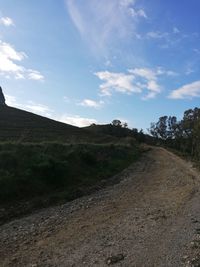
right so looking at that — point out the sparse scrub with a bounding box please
[0,142,140,205]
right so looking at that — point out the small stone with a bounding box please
[191,240,200,249]
[191,256,200,266]
[106,254,125,265]
[191,218,199,223]
[11,257,17,262]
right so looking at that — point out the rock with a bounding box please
[182,255,189,260]
[191,240,200,249]
[106,254,125,265]
[190,256,200,267]
[0,87,6,105]
[191,218,199,223]
[196,229,200,234]
[11,256,17,262]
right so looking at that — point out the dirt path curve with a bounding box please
[1,147,200,267]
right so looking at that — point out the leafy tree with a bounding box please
[112,119,122,127]
[149,116,168,139]
[123,122,128,128]
[167,116,177,139]
[149,107,200,161]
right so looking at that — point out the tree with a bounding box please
[149,122,158,138]
[112,120,122,127]
[149,107,200,161]
[123,122,128,128]
[149,116,168,139]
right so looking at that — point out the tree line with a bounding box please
[149,107,200,161]
[89,119,147,143]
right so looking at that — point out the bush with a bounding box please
[0,142,140,204]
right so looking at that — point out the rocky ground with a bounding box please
[0,147,200,266]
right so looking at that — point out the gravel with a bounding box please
[0,147,200,267]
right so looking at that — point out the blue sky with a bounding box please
[0,0,200,130]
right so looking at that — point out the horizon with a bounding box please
[0,0,200,130]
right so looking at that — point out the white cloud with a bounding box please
[146,28,194,50]
[4,94,17,106]
[0,17,14,26]
[0,41,25,74]
[96,67,177,99]
[129,67,157,80]
[129,8,147,18]
[185,64,195,75]
[95,71,140,96]
[79,99,104,109]
[157,68,178,77]
[129,67,177,79]
[129,68,162,99]
[147,80,160,92]
[59,115,97,127]
[66,0,146,54]
[173,27,180,34]
[169,81,200,99]
[5,94,97,128]
[0,40,44,81]
[120,0,136,7]
[142,80,161,100]
[147,31,169,39]
[4,94,52,116]
[28,70,44,81]
[24,103,52,116]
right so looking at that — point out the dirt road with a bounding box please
[1,147,200,266]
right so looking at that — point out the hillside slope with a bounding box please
[0,106,107,142]
[1,147,200,266]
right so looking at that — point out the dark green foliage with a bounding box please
[85,123,147,143]
[112,119,123,127]
[149,107,200,162]
[0,142,140,204]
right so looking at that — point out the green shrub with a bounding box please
[0,142,140,204]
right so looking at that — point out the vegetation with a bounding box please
[0,106,145,222]
[149,107,200,162]
[0,142,140,205]
[86,120,147,143]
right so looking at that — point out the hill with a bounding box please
[85,123,134,137]
[85,123,156,144]
[0,105,108,143]
[0,104,141,223]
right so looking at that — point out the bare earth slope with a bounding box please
[1,147,200,266]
